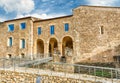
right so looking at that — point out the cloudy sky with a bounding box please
[0,0,120,22]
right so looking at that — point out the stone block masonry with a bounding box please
[0,67,120,83]
[0,70,88,83]
[2,6,120,64]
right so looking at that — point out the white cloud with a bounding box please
[0,0,34,14]
[16,13,66,19]
[86,0,118,6]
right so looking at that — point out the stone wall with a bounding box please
[0,70,92,83]
[0,17,34,58]
[0,69,120,83]
[1,6,120,64]
[73,6,120,63]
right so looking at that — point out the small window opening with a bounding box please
[60,56,66,63]
[100,26,104,34]
[21,53,25,58]
[8,54,12,58]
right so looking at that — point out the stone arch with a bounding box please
[62,36,73,56]
[61,35,74,42]
[37,39,44,56]
[47,36,59,44]
[49,38,58,57]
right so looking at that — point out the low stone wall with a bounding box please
[0,68,120,83]
[0,70,92,83]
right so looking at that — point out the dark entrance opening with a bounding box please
[60,56,66,63]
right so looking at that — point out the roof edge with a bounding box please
[73,5,120,10]
[5,16,40,22]
[34,15,73,22]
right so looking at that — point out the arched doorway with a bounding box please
[37,39,44,57]
[62,36,73,56]
[49,38,58,57]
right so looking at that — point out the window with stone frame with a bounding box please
[64,23,69,32]
[20,22,26,30]
[8,24,14,32]
[8,37,13,47]
[38,27,41,35]
[50,25,54,35]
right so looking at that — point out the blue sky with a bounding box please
[0,0,120,22]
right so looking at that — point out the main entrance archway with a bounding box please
[37,39,44,56]
[49,38,58,57]
[62,36,73,56]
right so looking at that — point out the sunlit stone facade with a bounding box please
[0,6,120,64]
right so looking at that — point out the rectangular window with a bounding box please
[21,39,25,48]
[38,27,41,35]
[100,26,104,34]
[50,25,54,35]
[8,24,14,32]
[64,23,69,32]
[20,22,26,30]
[9,37,12,47]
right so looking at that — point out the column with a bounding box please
[44,42,49,57]
[51,43,54,56]
[57,42,62,56]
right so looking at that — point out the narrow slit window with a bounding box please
[100,26,104,34]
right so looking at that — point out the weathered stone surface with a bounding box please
[1,6,120,64]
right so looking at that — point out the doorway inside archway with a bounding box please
[49,38,58,57]
[37,39,44,57]
[62,36,73,56]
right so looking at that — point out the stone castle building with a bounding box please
[0,5,120,64]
